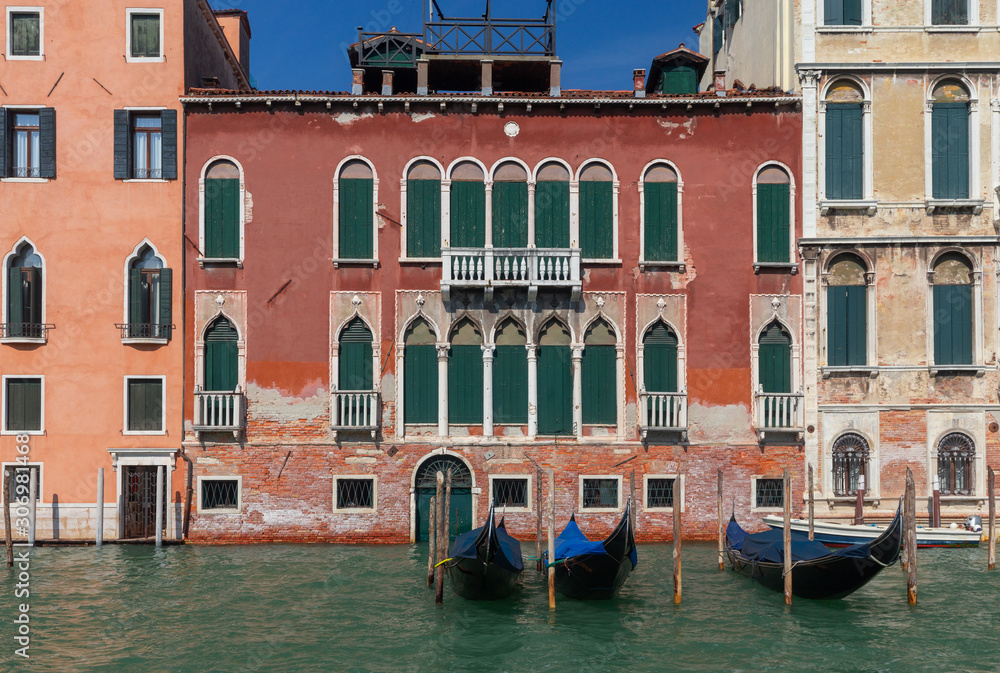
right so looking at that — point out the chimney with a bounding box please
[382,70,394,96]
[714,71,727,97]
[352,69,364,95]
[214,10,252,78]
[549,60,562,97]
[634,69,646,98]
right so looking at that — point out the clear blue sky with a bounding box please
[209,0,706,91]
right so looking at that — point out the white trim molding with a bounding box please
[5,6,43,61]
[578,474,624,513]
[1,375,44,435]
[642,473,685,513]
[122,375,167,436]
[332,155,380,267]
[198,155,247,266]
[399,156,446,263]
[332,475,378,513]
[638,159,685,269]
[924,74,980,207]
[196,475,243,515]
[752,160,798,271]
[125,7,165,63]
[488,473,533,514]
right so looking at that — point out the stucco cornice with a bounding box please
[799,236,1000,246]
[798,62,1000,73]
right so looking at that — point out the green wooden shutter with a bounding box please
[8,266,23,332]
[934,284,973,365]
[537,345,572,435]
[582,345,616,425]
[206,178,240,258]
[580,181,613,259]
[825,0,843,24]
[129,268,143,332]
[339,319,374,391]
[38,108,56,179]
[534,181,569,248]
[158,268,173,337]
[11,13,40,56]
[662,65,697,94]
[6,379,41,432]
[131,14,160,57]
[448,345,484,424]
[205,320,238,392]
[757,183,790,263]
[129,380,162,432]
[161,110,177,180]
[643,324,678,393]
[493,345,528,424]
[933,103,969,199]
[114,110,130,179]
[404,345,438,424]
[340,178,374,259]
[492,182,528,248]
[26,268,41,326]
[826,104,862,200]
[450,181,486,248]
[844,0,862,24]
[827,286,866,366]
[713,16,723,53]
[644,182,678,262]
[845,285,866,366]
[759,325,792,393]
[407,179,441,258]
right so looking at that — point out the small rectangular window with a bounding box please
[12,112,40,178]
[646,478,675,509]
[8,10,41,58]
[931,0,968,26]
[335,478,374,510]
[4,464,40,503]
[114,109,177,180]
[129,11,162,59]
[492,478,528,508]
[582,478,619,509]
[126,378,164,433]
[200,478,240,511]
[3,377,42,433]
[824,0,863,26]
[755,478,784,509]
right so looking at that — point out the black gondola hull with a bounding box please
[447,556,521,600]
[554,553,635,600]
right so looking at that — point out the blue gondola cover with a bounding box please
[727,519,871,563]
[554,518,639,568]
[450,524,524,573]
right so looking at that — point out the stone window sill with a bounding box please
[333,258,380,269]
[925,199,984,215]
[820,200,877,216]
[198,257,243,269]
[754,262,798,274]
[929,365,986,377]
[639,261,686,272]
[822,366,878,379]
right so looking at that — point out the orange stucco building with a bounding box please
[0,0,247,541]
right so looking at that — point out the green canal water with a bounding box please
[1,542,998,673]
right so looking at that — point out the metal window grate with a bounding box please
[582,478,618,509]
[415,457,472,489]
[938,432,974,496]
[336,479,374,509]
[492,478,527,508]
[201,479,239,510]
[5,466,40,503]
[647,478,675,508]
[756,478,784,509]
[832,432,870,496]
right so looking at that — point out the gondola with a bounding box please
[760,514,980,548]
[547,499,637,600]
[725,502,903,600]
[445,504,524,600]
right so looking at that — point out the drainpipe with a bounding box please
[181,448,194,539]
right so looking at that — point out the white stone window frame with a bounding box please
[1,375,43,436]
[408,449,480,543]
[578,474,623,513]
[120,107,171,184]
[125,7,165,63]
[819,249,877,372]
[749,307,802,428]
[487,156,534,248]
[750,475,786,513]
[331,313,381,395]
[193,300,248,396]
[122,375,167,436]
[443,156,490,249]
[332,475,378,513]
[530,156,575,250]
[925,248,984,371]
[488,473,533,514]
[635,315,688,395]
[642,473,684,513]
[122,238,169,345]
[572,158,621,264]
[814,0,872,31]
[826,429,881,502]
[5,6,43,61]
[1,461,42,505]
[332,155,380,267]
[107,447,179,538]
[196,475,243,515]
[580,312,626,441]
[1,235,47,344]
[924,0,979,30]
[926,417,986,500]
[394,311,444,438]
[638,159,684,269]
[197,155,246,267]
[817,76,875,211]
[924,74,982,210]
[752,161,798,272]
[1,104,49,184]
[399,156,446,263]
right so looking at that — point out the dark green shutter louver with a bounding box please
[827,286,866,366]
[934,284,973,365]
[8,266,23,327]
[158,268,173,335]
[932,103,969,200]
[11,13,40,56]
[644,324,678,393]
[825,0,862,25]
[713,16,723,53]
[493,345,528,424]
[131,13,161,57]
[450,182,486,248]
[114,110,130,179]
[826,104,863,200]
[205,178,240,258]
[537,345,572,435]
[129,268,143,331]
[205,319,238,392]
[340,178,374,259]
[582,345,616,425]
[38,108,55,179]
[644,182,678,262]
[129,379,163,432]
[661,65,698,95]
[757,183,790,263]
[26,268,41,327]
[339,319,374,391]
[407,179,441,258]
[579,181,613,259]
[448,345,483,424]
[534,181,570,248]
[404,344,438,424]
[6,379,41,432]
[0,110,7,178]
[161,110,177,180]
[759,324,792,393]
[492,182,528,248]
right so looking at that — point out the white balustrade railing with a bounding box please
[332,391,380,431]
[442,247,581,290]
[193,390,245,431]
[755,392,804,430]
[639,393,688,431]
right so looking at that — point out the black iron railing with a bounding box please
[117,323,174,340]
[1,323,53,339]
[357,30,423,68]
[425,16,555,57]
[12,166,40,178]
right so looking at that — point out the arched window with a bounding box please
[937,432,974,496]
[403,319,437,425]
[415,455,474,540]
[450,161,485,248]
[932,253,973,365]
[931,80,970,199]
[406,160,441,258]
[203,159,241,260]
[204,317,238,392]
[642,164,679,263]
[756,166,791,264]
[758,321,792,394]
[127,244,172,339]
[534,162,569,249]
[579,163,614,259]
[493,319,527,424]
[832,432,869,496]
[5,242,43,338]
[826,254,867,366]
[825,81,864,200]
[337,160,375,260]
[339,318,374,391]
[492,162,528,248]
[449,319,483,424]
[582,319,616,425]
[537,319,572,435]
[643,322,679,393]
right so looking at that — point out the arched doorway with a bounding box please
[414,455,473,542]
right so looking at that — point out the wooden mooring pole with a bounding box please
[988,466,995,572]
[4,468,13,567]
[783,468,792,606]
[807,463,815,541]
[905,468,917,605]
[931,474,941,528]
[444,468,452,553]
[96,468,104,548]
[154,465,164,548]
[28,468,37,546]
[427,494,436,586]
[673,476,682,604]
[854,474,865,526]
[717,469,724,570]
[547,468,556,610]
[435,471,445,604]
[535,468,542,570]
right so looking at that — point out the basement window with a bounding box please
[198,477,241,514]
[492,477,528,509]
[645,477,675,510]
[334,477,375,511]
[580,476,621,510]
[753,477,784,510]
